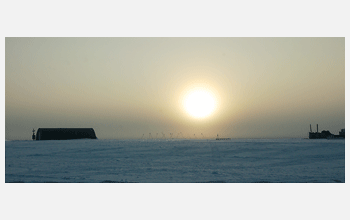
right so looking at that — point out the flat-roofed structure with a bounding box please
[36,128,97,140]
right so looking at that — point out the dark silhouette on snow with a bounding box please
[35,128,97,140]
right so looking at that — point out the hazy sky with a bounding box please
[5,38,344,140]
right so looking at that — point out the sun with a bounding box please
[183,88,217,118]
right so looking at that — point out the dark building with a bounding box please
[309,124,345,139]
[35,128,97,140]
[309,130,333,139]
[334,129,345,139]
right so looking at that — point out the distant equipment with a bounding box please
[216,134,231,141]
[32,129,36,140]
[176,132,184,139]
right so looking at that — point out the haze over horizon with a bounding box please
[5,38,345,140]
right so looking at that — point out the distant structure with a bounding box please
[35,128,97,140]
[32,129,36,140]
[309,124,345,139]
[216,134,231,141]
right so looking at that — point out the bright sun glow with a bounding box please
[184,89,217,118]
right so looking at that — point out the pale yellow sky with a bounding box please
[5,38,345,139]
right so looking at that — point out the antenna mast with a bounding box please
[32,128,36,140]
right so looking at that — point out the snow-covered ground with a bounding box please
[5,138,345,183]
